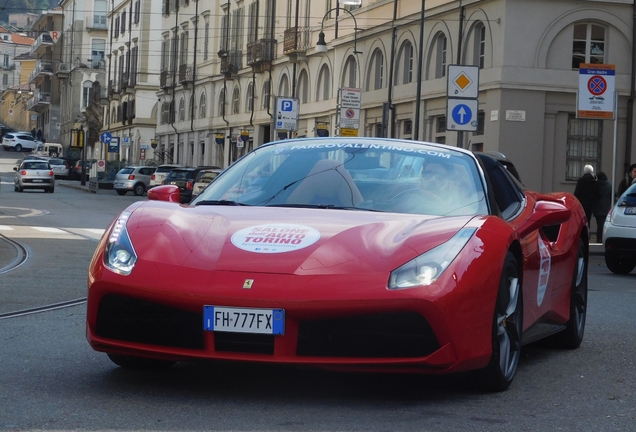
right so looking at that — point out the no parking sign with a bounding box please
[577,63,615,119]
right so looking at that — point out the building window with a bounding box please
[219,88,226,117]
[473,22,485,69]
[572,23,605,69]
[262,80,270,109]
[473,111,485,136]
[2,55,8,67]
[342,55,357,89]
[178,97,185,121]
[396,40,413,85]
[82,81,93,108]
[435,33,447,78]
[279,74,290,97]
[436,116,447,133]
[134,0,140,24]
[2,73,8,86]
[204,21,209,61]
[367,48,384,90]
[232,86,240,114]
[199,92,207,118]
[403,120,412,136]
[246,82,254,112]
[566,114,602,180]
[297,70,309,104]
[317,65,331,101]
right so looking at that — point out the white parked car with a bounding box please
[603,182,636,274]
[2,132,42,152]
[149,164,181,188]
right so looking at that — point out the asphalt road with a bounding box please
[1,148,635,431]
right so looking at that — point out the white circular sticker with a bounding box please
[231,224,321,253]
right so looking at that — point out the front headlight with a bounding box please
[388,228,476,289]
[104,211,137,275]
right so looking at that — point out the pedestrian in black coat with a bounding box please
[593,171,612,242]
[573,164,599,226]
[617,163,636,197]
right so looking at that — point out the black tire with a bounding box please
[605,251,636,274]
[477,252,523,392]
[15,144,22,152]
[107,353,175,370]
[116,190,127,196]
[49,187,55,193]
[546,237,588,349]
[133,183,146,196]
[14,185,18,192]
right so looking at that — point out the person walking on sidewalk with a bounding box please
[617,163,636,197]
[574,164,599,227]
[593,171,612,243]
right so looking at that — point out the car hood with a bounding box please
[123,202,478,275]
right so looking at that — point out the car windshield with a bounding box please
[166,170,193,180]
[119,168,135,174]
[197,171,220,182]
[22,161,49,170]
[192,138,489,216]
[49,159,64,165]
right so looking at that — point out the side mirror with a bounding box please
[147,185,181,203]
[518,200,572,238]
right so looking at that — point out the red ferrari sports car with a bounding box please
[86,138,588,391]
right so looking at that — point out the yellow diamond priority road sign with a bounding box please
[447,65,479,99]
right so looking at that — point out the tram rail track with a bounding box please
[0,298,87,320]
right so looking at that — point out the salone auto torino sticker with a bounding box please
[231,223,321,254]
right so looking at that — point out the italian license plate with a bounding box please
[203,306,285,335]
[625,207,636,215]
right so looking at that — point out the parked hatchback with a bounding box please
[149,164,181,189]
[192,167,223,198]
[603,182,636,274]
[162,166,217,203]
[114,166,157,196]
[48,158,71,179]
[2,132,41,152]
[13,159,55,192]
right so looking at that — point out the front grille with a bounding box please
[96,294,204,349]
[297,312,440,358]
[215,332,275,354]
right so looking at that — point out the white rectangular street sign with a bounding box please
[275,97,299,131]
[577,63,615,119]
[446,98,479,131]
[340,107,360,129]
[448,65,479,99]
[340,87,362,109]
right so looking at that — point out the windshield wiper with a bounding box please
[265,203,384,212]
[195,200,249,206]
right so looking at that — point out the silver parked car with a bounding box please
[114,166,157,196]
[48,158,71,179]
[13,159,55,193]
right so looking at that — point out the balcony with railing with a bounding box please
[31,33,54,55]
[28,60,54,83]
[283,27,311,55]
[26,90,51,111]
[56,62,71,78]
[247,39,276,67]
[160,71,174,89]
[108,79,120,99]
[179,64,194,85]
[219,51,243,76]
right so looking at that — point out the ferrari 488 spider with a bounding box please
[87,138,589,391]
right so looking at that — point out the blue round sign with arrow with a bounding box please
[100,131,112,144]
[452,104,472,125]
[447,98,478,131]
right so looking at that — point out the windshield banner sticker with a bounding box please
[231,224,321,253]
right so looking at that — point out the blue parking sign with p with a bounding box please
[281,100,293,111]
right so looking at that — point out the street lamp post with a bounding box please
[315,7,362,55]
